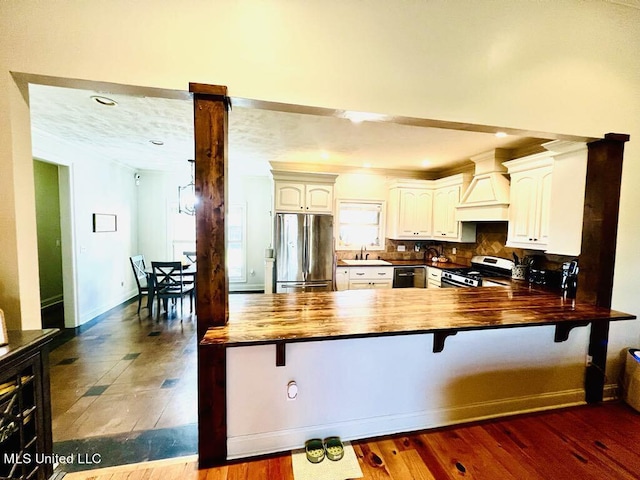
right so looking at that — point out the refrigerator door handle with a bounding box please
[302,217,309,281]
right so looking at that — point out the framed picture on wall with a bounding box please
[93,213,117,233]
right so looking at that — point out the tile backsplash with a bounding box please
[336,222,576,273]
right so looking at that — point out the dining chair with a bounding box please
[151,261,195,320]
[183,251,197,264]
[129,255,152,314]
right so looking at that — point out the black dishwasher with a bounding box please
[393,266,427,288]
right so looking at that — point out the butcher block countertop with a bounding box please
[201,287,636,347]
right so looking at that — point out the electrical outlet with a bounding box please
[397,245,406,252]
[452,247,457,254]
[586,354,593,367]
[287,381,298,401]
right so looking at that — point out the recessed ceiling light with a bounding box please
[90,95,118,107]
[421,160,431,168]
[495,131,508,138]
[363,162,372,168]
[320,151,330,160]
[149,140,164,146]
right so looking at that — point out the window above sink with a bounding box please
[336,200,386,251]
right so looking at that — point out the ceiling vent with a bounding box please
[456,149,511,222]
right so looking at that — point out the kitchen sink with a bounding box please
[342,259,392,266]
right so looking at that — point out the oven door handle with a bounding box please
[441,278,467,288]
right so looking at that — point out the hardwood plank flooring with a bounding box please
[63,402,640,480]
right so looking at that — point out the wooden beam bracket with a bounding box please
[554,321,590,343]
[433,330,458,353]
[276,341,286,367]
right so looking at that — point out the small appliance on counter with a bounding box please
[560,259,579,298]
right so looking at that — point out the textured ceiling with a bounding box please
[28,83,540,176]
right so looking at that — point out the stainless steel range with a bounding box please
[441,255,514,288]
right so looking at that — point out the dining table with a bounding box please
[145,262,197,314]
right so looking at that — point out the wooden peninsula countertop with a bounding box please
[202,287,635,348]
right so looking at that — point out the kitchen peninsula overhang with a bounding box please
[201,287,635,355]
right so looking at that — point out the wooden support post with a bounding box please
[191,83,230,467]
[198,344,227,466]
[579,133,629,403]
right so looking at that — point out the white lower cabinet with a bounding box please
[427,267,442,288]
[347,266,394,290]
[335,267,350,291]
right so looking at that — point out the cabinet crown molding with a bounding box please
[542,140,588,157]
[503,152,554,173]
[271,170,338,184]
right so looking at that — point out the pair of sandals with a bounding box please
[305,436,344,463]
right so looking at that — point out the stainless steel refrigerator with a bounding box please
[274,213,334,293]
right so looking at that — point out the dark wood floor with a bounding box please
[64,401,640,479]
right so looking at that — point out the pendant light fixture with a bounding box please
[178,159,196,215]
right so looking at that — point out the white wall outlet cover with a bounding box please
[287,381,298,400]
[397,245,406,252]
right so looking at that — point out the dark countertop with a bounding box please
[1,329,59,364]
[337,259,468,269]
[202,287,635,347]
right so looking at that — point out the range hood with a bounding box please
[456,149,511,222]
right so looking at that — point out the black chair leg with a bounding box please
[137,294,142,314]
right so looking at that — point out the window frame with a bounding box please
[335,199,386,251]
[227,203,247,283]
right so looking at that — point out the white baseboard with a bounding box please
[227,388,586,459]
[604,382,619,401]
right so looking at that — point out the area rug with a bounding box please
[291,441,363,480]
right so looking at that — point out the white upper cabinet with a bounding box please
[504,141,587,254]
[505,164,553,249]
[305,184,333,213]
[387,175,475,242]
[542,141,588,256]
[432,175,476,242]
[272,171,337,214]
[274,182,306,211]
[387,183,433,239]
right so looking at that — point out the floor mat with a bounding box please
[291,441,363,480]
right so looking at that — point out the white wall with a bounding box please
[227,324,601,458]
[136,169,189,263]
[229,175,272,291]
[137,170,272,291]
[73,158,138,324]
[1,0,640,457]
